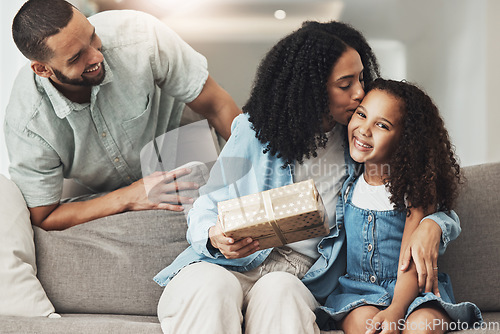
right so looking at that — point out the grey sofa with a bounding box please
[0,162,499,334]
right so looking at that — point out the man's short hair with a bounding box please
[12,0,76,62]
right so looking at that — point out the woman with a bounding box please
[154,21,460,334]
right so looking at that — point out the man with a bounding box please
[4,0,241,230]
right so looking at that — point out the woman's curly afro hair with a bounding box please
[368,79,463,212]
[243,21,380,166]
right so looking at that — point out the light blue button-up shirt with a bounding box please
[4,10,208,207]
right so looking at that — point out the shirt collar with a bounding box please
[37,57,114,119]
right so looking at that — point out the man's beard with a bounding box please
[52,62,106,87]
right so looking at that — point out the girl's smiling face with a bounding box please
[348,89,403,168]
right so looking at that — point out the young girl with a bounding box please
[317,78,482,333]
[154,22,460,334]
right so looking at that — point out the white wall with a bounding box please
[340,0,491,167]
[0,0,27,177]
[406,1,487,167]
[187,41,275,108]
[183,0,496,167]
[190,39,408,113]
[486,0,500,163]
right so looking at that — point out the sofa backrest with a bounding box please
[439,162,500,312]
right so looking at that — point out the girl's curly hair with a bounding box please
[243,21,380,165]
[368,79,463,212]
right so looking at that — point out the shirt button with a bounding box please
[101,132,107,137]
[319,245,323,249]
[367,215,373,222]
[114,157,120,163]
[370,275,377,283]
[338,224,343,230]
[367,243,373,252]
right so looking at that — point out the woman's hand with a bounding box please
[208,220,260,259]
[399,218,441,296]
[365,307,404,334]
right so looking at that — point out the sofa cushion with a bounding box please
[439,162,500,312]
[34,162,208,316]
[34,210,189,316]
[1,312,499,334]
[0,314,162,334]
[0,174,56,317]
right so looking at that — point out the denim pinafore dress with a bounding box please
[317,177,482,328]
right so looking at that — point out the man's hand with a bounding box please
[399,218,441,296]
[29,167,201,231]
[208,220,259,259]
[126,168,199,212]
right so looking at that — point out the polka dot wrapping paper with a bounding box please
[217,179,329,250]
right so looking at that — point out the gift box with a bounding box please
[217,179,329,250]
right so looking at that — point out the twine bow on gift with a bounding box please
[261,191,288,246]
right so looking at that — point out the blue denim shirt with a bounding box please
[154,113,461,303]
[4,10,208,207]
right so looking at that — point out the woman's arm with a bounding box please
[399,210,460,295]
[186,114,261,258]
[400,211,461,296]
[398,218,440,295]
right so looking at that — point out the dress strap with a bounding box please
[343,176,360,203]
